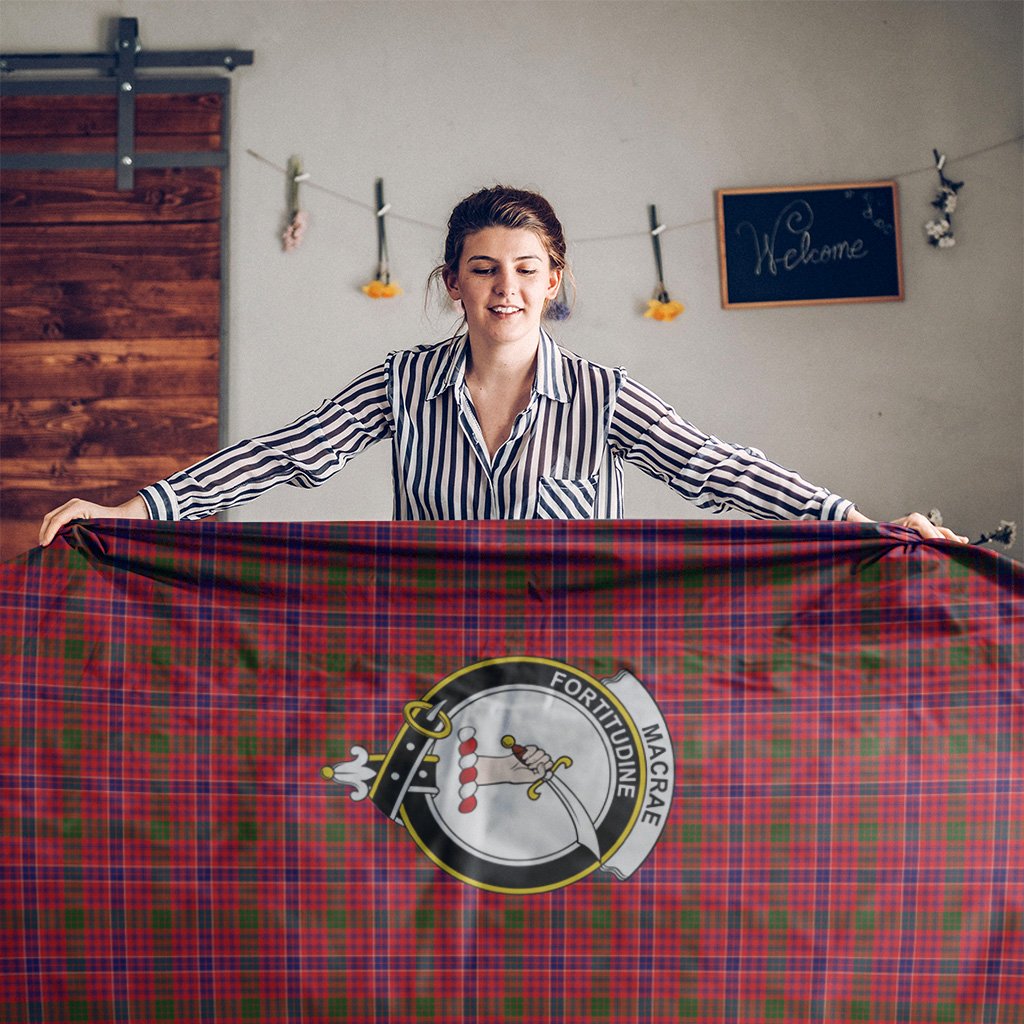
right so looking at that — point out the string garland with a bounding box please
[250,133,1021,320]
[247,134,1022,245]
[248,149,439,231]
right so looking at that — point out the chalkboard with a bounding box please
[716,181,904,309]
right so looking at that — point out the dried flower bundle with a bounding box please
[925,150,963,249]
[363,178,401,299]
[644,204,685,323]
[973,521,1016,548]
[282,156,309,252]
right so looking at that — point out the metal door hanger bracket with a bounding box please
[1,17,254,190]
[115,18,139,189]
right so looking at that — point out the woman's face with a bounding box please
[445,227,561,350]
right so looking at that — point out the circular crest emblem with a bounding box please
[323,657,673,894]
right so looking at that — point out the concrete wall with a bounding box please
[4,0,1022,556]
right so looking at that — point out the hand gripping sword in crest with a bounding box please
[500,734,603,861]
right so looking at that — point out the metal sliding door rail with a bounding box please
[1,17,252,188]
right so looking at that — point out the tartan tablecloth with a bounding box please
[1,519,1021,1024]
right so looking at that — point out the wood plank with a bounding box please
[0,94,223,137]
[3,455,190,485]
[2,455,201,522]
[0,134,223,155]
[1,168,222,224]
[1,92,224,560]
[1,396,219,459]
[1,339,219,398]
[1,279,219,340]
[0,94,116,138]
[1,223,220,283]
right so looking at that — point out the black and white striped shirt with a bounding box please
[140,331,854,522]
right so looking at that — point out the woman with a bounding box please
[39,186,967,545]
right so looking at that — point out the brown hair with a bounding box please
[428,185,573,319]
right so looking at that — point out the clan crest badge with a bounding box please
[322,657,673,894]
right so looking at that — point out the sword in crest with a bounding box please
[501,734,603,860]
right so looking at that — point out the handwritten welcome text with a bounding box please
[735,200,868,277]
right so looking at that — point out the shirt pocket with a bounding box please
[534,475,599,520]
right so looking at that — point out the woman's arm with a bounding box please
[609,375,854,521]
[143,363,393,521]
[37,361,394,547]
[609,376,969,543]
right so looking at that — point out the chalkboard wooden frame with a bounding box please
[716,181,904,309]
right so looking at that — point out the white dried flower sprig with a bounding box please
[925,218,955,248]
[925,150,963,249]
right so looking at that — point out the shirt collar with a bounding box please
[426,330,570,403]
[426,335,469,400]
[535,328,571,402]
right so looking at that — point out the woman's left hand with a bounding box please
[848,509,969,543]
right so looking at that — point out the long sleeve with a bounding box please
[608,375,854,521]
[139,362,393,520]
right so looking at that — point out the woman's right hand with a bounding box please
[39,494,149,548]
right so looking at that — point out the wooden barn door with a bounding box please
[0,21,250,561]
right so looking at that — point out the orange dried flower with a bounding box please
[644,299,685,322]
[361,279,403,299]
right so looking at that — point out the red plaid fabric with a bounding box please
[1,519,1021,1023]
